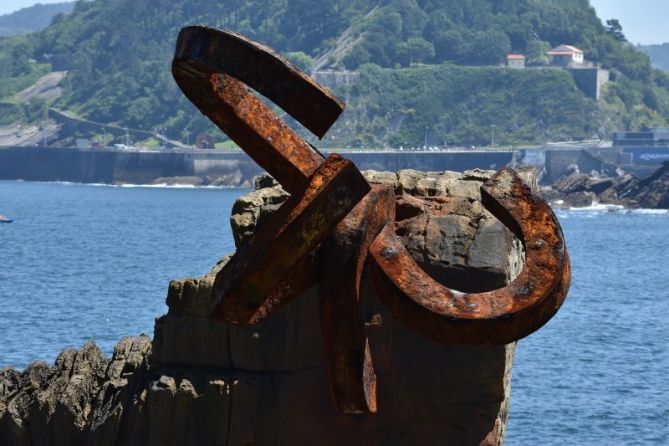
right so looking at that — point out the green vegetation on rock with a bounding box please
[0,0,667,147]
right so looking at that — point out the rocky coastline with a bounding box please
[147,159,669,212]
[0,168,538,445]
[540,160,669,210]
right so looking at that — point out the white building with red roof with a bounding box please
[506,54,526,68]
[547,44,584,66]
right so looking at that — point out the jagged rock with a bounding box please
[366,168,523,291]
[229,176,289,247]
[562,191,597,208]
[630,161,669,208]
[545,161,644,208]
[1,167,538,445]
[0,340,146,446]
[553,171,590,195]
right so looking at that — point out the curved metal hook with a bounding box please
[172,26,344,194]
[367,167,571,345]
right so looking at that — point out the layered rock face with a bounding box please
[632,161,669,208]
[0,168,534,445]
[543,160,669,209]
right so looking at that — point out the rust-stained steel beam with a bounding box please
[212,154,370,325]
[174,26,344,138]
[367,167,571,345]
[320,185,395,414]
[172,26,344,194]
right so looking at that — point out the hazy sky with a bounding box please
[590,0,669,45]
[0,0,72,16]
[1,0,669,45]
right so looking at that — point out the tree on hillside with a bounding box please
[396,37,435,66]
[285,51,314,72]
[463,31,511,65]
[526,40,550,64]
[605,19,626,42]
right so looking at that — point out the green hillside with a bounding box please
[327,64,599,148]
[1,0,668,147]
[0,2,74,37]
[639,43,669,71]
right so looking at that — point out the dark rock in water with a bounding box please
[1,168,537,445]
[544,160,669,210]
[631,161,669,209]
[563,191,598,208]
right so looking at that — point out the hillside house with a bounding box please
[506,54,526,68]
[547,45,584,66]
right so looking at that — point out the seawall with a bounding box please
[0,146,514,185]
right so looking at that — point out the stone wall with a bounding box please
[566,67,609,100]
[0,167,536,445]
[0,146,515,186]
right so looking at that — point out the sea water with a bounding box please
[1,181,667,444]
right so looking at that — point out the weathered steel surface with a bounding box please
[172,25,572,415]
[172,26,342,194]
[319,185,395,413]
[367,167,571,345]
[174,26,344,138]
[212,154,370,325]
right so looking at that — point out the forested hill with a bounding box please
[0,2,74,37]
[639,44,669,71]
[1,0,669,147]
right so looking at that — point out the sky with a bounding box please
[0,0,72,16]
[1,0,669,45]
[589,0,669,45]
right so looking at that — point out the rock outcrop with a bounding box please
[542,160,669,209]
[630,161,669,208]
[1,168,535,445]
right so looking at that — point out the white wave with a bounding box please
[564,203,668,215]
[120,183,196,189]
[569,203,624,212]
[627,208,669,215]
[118,183,236,189]
[3,179,241,189]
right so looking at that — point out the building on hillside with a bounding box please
[547,44,584,66]
[612,127,669,176]
[613,127,669,147]
[506,54,526,68]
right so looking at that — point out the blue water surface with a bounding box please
[1,181,667,444]
[0,181,239,368]
[507,207,669,445]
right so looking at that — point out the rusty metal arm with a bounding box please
[172,26,344,194]
[212,154,370,325]
[320,185,395,413]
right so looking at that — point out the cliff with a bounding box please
[0,168,537,445]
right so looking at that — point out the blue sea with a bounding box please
[1,181,667,444]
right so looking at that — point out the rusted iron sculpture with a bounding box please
[172,26,571,415]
